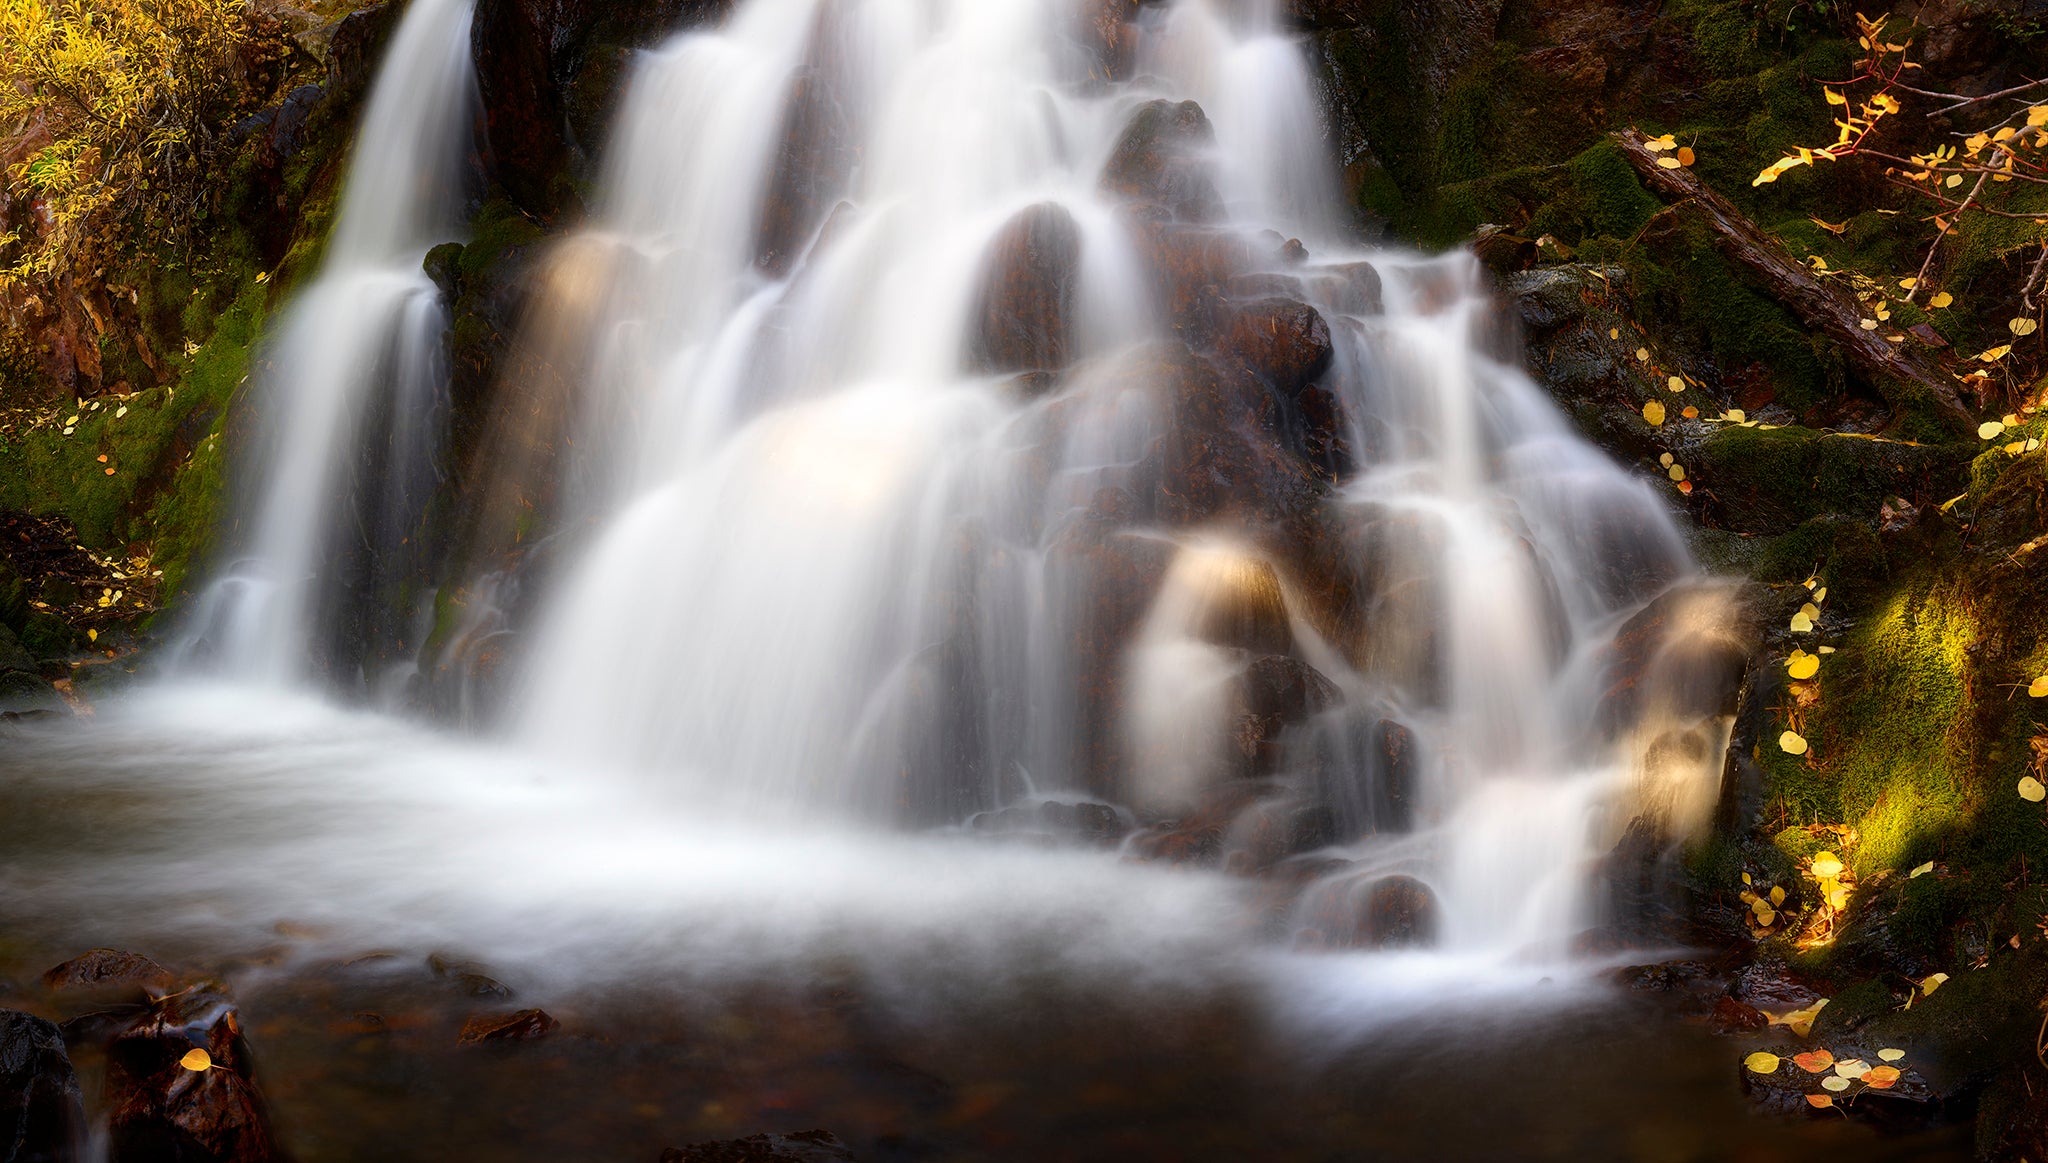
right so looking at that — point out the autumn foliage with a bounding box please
[0,0,253,288]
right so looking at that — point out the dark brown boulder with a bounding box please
[1220,297,1332,398]
[1362,875,1440,948]
[1122,217,1253,343]
[40,950,177,999]
[1075,0,1141,82]
[1099,99,1221,223]
[755,5,857,275]
[660,1129,857,1162]
[966,203,1081,376]
[456,1008,559,1045]
[104,982,279,1163]
[0,1010,85,1163]
[1594,581,1754,735]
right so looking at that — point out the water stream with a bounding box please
[0,0,1816,1155]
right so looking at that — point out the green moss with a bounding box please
[1695,424,1971,533]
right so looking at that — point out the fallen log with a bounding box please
[1610,127,1974,431]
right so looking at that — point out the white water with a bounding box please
[171,0,477,685]
[5,0,1744,1006]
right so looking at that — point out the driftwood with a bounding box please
[1610,127,1973,430]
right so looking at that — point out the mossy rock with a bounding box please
[1693,425,1971,535]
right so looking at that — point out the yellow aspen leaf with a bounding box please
[1980,345,2013,362]
[2007,441,2027,455]
[1899,277,1918,289]
[1609,328,1620,339]
[1659,453,1674,467]
[1810,852,1844,879]
[87,629,97,643]
[1821,1075,1852,1092]
[1741,872,1753,885]
[1813,218,1849,234]
[2019,776,2046,802]
[1826,882,1851,910]
[1818,646,1835,654]
[1824,88,1847,104]
[1642,400,1666,426]
[1864,1065,1901,1088]
[114,405,126,418]
[1910,862,1934,878]
[1740,889,1759,905]
[2030,106,2048,127]
[1745,1052,1781,1074]
[1754,905,1777,927]
[1667,375,1684,393]
[1657,156,1683,169]
[1654,134,1677,148]
[1812,586,1826,602]
[1635,347,1650,361]
[1668,464,1686,482]
[1724,408,1746,422]
[180,1048,212,1072]
[1878,1048,1906,1062]
[1806,1094,1835,1108]
[1931,291,1954,308]
[1834,1059,1870,1080]
[1920,973,1949,996]
[1946,174,1964,188]
[1793,1049,1833,1073]
[1780,730,1810,755]
[1799,602,1820,620]
[1788,654,1820,680]
[1769,885,1786,906]
[1677,146,1696,166]
[2028,675,2047,697]
[1790,612,1814,632]
[2012,318,2040,337]
[1860,319,1879,330]
[1979,421,2006,439]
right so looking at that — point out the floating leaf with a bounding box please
[180,1048,212,1072]
[1931,291,1954,309]
[1920,973,1949,996]
[1643,400,1667,426]
[1981,421,2008,439]
[1878,1048,1906,1062]
[1810,851,1844,879]
[1821,1075,1852,1092]
[1909,862,1933,878]
[1834,1059,1871,1080]
[2013,318,2040,337]
[1806,1094,1835,1108]
[2019,776,2046,802]
[1745,1051,1781,1074]
[1793,1049,1834,1073]
[1864,1065,1901,1089]
[1788,654,1820,680]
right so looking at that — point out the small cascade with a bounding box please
[172,0,478,689]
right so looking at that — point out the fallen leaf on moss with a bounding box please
[2029,675,2047,698]
[1781,730,1810,755]
[1920,973,1949,996]
[1909,863,1933,878]
[2019,776,2045,802]
[1643,400,1666,426]
[1810,852,1844,878]
[1981,421,2008,439]
[1788,654,1820,680]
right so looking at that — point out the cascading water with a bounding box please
[3,0,1753,1012]
[170,0,478,689]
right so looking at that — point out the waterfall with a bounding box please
[171,0,478,688]
[155,0,1744,965]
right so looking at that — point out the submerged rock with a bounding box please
[456,1008,559,1045]
[660,1129,858,1162]
[40,950,176,1000]
[1218,298,1332,399]
[0,1010,85,1163]
[1099,99,1221,223]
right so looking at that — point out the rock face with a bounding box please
[754,6,857,275]
[456,1008,559,1045]
[103,983,280,1163]
[0,1010,84,1163]
[1220,298,1333,399]
[966,203,1082,377]
[470,0,732,219]
[1100,99,1221,224]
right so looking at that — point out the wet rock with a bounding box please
[1074,0,1141,82]
[104,982,279,1163]
[1729,956,1822,1012]
[1362,875,1440,948]
[756,5,857,274]
[1593,581,1753,735]
[0,1010,85,1163]
[1125,781,1273,869]
[1219,298,1332,399]
[456,1008,559,1045]
[1147,343,1322,527]
[1099,100,1221,223]
[1122,219,1252,343]
[660,1129,858,1163]
[0,672,65,717]
[427,953,514,999]
[966,203,1081,376]
[1375,719,1416,832]
[970,800,1128,846]
[1224,798,1339,874]
[1707,996,1769,1034]
[41,951,176,1000]
[1237,655,1340,723]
